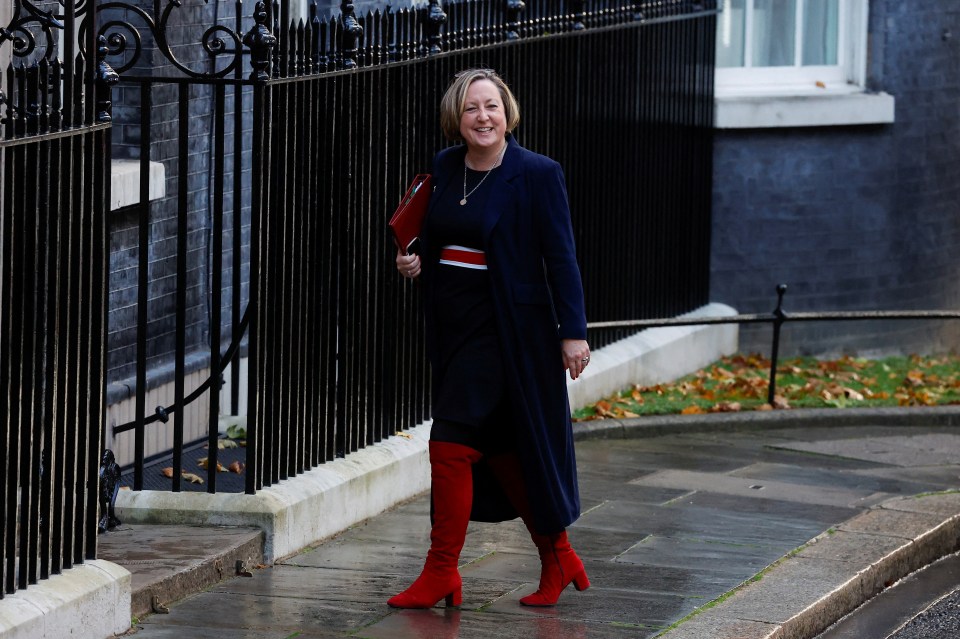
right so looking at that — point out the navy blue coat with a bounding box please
[421,135,587,534]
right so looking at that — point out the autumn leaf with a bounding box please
[842,387,864,401]
[161,467,174,478]
[757,403,773,411]
[595,400,616,418]
[622,410,640,418]
[710,401,742,413]
[681,405,706,415]
[772,395,791,410]
[228,461,245,474]
[218,439,240,450]
[198,457,227,472]
[904,370,925,386]
[182,472,204,485]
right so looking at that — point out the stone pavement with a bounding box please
[103,413,960,639]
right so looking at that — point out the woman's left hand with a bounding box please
[561,339,591,381]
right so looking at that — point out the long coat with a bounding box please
[420,135,587,534]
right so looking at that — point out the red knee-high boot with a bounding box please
[388,441,482,609]
[487,454,590,607]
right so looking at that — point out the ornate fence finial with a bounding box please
[95,35,119,122]
[572,0,586,30]
[422,0,446,55]
[243,1,277,81]
[633,2,645,21]
[340,2,363,69]
[505,0,525,40]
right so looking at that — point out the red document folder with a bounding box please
[389,174,432,254]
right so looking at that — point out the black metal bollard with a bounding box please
[767,284,788,406]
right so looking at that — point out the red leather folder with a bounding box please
[389,174,432,254]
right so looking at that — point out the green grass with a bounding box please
[574,353,960,421]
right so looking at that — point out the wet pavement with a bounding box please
[115,421,960,638]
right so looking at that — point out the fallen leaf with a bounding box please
[772,395,791,410]
[710,401,742,413]
[198,457,227,472]
[394,431,412,439]
[681,405,706,415]
[842,387,865,401]
[161,467,174,478]
[757,403,773,411]
[595,400,617,418]
[218,439,239,449]
[182,472,204,484]
[622,410,640,418]
[228,461,245,474]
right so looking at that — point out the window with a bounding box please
[714,0,894,128]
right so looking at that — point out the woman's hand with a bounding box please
[396,249,421,279]
[562,339,590,381]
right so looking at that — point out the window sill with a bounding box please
[714,89,895,129]
[111,159,166,211]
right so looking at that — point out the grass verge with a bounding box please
[574,353,960,422]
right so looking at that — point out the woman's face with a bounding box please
[459,79,507,154]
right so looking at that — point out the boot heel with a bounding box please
[572,570,590,592]
[445,587,463,607]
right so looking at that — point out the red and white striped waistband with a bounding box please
[439,245,487,270]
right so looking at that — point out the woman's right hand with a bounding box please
[396,249,421,279]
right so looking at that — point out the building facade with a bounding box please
[710,0,960,356]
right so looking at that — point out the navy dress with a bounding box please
[428,167,510,453]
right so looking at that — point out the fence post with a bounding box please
[767,284,788,406]
[423,0,446,55]
[505,0,525,40]
[340,2,363,68]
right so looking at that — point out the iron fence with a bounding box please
[94,0,718,495]
[588,284,960,405]
[243,0,718,491]
[0,1,116,598]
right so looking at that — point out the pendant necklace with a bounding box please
[461,142,507,206]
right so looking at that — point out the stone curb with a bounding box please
[118,528,265,620]
[650,480,960,638]
[573,405,960,442]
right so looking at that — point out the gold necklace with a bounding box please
[461,143,506,206]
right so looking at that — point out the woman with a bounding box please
[391,69,591,609]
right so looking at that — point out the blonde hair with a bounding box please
[439,69,521,141]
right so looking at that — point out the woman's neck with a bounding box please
[465,141,507,171]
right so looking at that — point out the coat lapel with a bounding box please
[480,135,523,244]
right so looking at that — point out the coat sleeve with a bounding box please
[532,159,588,340]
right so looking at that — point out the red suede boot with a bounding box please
[388,441,482,608]
[519,530,590,606]
[487,454,590,606]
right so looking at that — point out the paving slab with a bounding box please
[772,434,960,466]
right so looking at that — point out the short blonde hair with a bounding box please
[439,69,521,141]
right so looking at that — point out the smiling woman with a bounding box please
[390,68,592,610]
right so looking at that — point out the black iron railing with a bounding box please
[1,0,117,599]
[588,284,960,405]
[95,1,717,496]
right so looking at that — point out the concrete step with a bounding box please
[97,523,264,620]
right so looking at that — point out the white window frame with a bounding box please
[714,0,895,128]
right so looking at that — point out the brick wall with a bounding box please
[710,0,960,357]
[106,1,252,386]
